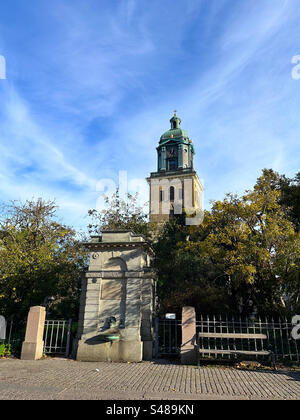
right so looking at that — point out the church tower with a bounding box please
[147,112,203,224]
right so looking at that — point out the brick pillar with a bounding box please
[181,306,197,365]
[21,306,46,360]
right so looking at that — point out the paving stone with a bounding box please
[0,358,299,400]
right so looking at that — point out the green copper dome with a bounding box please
[159,112,189,143]
[156,112,195,172]
[160,127,189,141]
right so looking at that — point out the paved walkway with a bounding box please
[0,358,300,400]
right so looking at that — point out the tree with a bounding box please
[257,169,300,231]
[88,189,154,239]
[0,199,87,321]
[280,172,300,231]
[189,170,300,315]
[153,216,188,298]
[154,170,300,317]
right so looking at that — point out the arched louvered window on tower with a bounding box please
[169,186,175,202]
[159,189,164,202]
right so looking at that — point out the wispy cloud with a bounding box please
[0,0,299,228]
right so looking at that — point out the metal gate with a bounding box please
[0,317,26,357]
[154,317,181,359]
[43,319,73,357]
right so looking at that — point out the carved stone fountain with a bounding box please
[75,231,157,362]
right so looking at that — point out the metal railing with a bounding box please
[0,317,26,357]
[155,318,182,359]
[154,314,300,362]
[196,315,300,362]
[43,319,72,357]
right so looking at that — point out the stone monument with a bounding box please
[75,231,157,362]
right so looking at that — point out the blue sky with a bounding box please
[0,0,299,230]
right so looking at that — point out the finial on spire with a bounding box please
[174,109,177,116]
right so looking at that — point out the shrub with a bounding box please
[0,342,11,357]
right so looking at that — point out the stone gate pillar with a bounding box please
[75,231,157,362]
[21,306,46,360]
[181,306,197,365]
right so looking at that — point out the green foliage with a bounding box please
[153,217,188,293]
[279,172,300,231]
[155,170,300,317]
[88,189,154,239]
[160,285,231,317]
[0,343,11,357]
[0,170,298,321]
[0,199,88,321]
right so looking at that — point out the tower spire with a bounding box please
[146,112,203,224]
[170,111,181,129]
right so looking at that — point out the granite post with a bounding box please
[181,306,197,365]
[21,306,46,360]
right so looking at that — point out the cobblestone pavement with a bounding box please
[0,358,300,400]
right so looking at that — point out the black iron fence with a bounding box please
[0,317,26,357]
[43,319,73,357]
[0,316,74,358]
[197,315,300,363]
[154,318,181,359]
[155,315,300,363]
